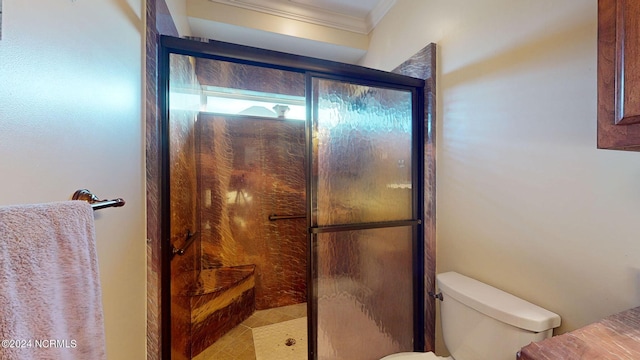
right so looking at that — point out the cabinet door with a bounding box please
[598,0,640,150]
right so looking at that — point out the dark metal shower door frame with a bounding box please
[158,35,425,360]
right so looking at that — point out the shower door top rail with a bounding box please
[160,36,425,89]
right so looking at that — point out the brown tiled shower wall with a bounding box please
[192,58,307,309]
[169,53,201,360]
[146,1,181,359]
[392,43,437,351]
[168,54,307,358]
[197,114,307,309]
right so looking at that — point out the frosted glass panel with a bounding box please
[312,78,413,225]
[315,227,414,360]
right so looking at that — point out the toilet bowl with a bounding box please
[381,352,451,360]
[380,272,560,360]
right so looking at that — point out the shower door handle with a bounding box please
[268,214,306,221]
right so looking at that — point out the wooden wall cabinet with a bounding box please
[598,0,640,150]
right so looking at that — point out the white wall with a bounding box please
[165,0,191,37]
[362,0,640,354]
[0,0,146,358]
[185,0,368,64]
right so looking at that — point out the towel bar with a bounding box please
[72,189,126,210]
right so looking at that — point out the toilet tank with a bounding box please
[437,272,561,360]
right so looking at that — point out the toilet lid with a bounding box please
[380,352,452,360]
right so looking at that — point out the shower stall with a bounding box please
[160,36,429,360]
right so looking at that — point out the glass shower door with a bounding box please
[309,76,421,360]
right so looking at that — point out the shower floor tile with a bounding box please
[253,317,307,360]
[193,302,307,360]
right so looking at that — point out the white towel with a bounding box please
[0,201,106,360]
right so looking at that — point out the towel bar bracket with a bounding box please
[72,189,125,210]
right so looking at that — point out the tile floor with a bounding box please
[193,302,307,360]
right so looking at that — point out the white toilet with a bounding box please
[382,271,561,360]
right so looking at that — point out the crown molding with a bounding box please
[367,0,396,31]
[208,0,395,34]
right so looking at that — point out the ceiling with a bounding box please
[287,0,385,18]
[187,0,396,63]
